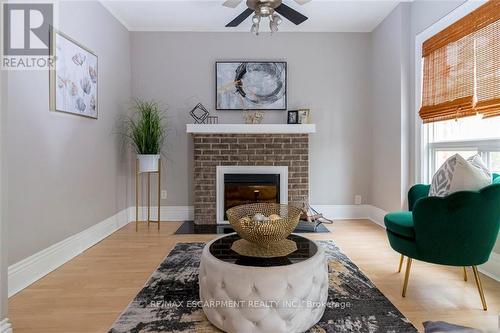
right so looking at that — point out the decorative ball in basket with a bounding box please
[226,203,302,258]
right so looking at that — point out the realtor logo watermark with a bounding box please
[2,2,55,70]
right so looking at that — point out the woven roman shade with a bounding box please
[476,19,500,118]
[420,34,475,123]
[419,1,500,123]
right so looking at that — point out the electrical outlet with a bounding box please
[354,195,362,205]
[161,190,167,200]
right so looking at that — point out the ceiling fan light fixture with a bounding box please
[274,14,282,25]
[251,22,260,35]
[256,4,273,17]
[270,20,278,33]
[224,0,308,33]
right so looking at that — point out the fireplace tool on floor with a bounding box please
[297,202,333,232]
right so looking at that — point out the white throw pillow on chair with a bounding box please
[467,154,491,181]
[429,154,491,197]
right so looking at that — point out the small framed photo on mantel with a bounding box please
[287,110,298,124]
[298,109,311,124]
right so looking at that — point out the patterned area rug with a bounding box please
[109,241,417,332]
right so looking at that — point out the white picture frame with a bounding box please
[50,29,98,119]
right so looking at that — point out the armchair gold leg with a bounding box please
[402,258,412,297]
[398,254,404,273]
[463,267,467,282]
[472,266,487,311]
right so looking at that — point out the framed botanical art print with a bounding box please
[216,61,287,111]
[50,29,98,119]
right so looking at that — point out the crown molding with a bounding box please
[99,0,132,30]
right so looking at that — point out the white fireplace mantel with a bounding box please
[186,124,316,134]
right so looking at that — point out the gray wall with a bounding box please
[369,4,411,212]
[6,1,132,264]
[130,32,373,207]
[369,1,465,212]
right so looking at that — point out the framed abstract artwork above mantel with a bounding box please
[49,29,98,119]
[216,61,287,111]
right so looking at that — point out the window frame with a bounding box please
[426,138,500,182]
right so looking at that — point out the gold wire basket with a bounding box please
[226,203,302,257]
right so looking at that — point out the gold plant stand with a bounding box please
[135,158,161,231]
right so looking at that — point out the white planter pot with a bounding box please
[137,154,160,173]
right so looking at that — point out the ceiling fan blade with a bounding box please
[293,0,312,5]
[223,0,243,8]
[226,8,254,27]
[275,3,308,25]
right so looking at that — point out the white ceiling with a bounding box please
[100,0,404,32]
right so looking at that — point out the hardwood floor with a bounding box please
[8,220,500,332]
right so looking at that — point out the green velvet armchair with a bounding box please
[384,174,500,310]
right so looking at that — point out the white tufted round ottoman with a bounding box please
[199,233,328,333]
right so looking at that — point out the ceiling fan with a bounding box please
[224,0,311,34]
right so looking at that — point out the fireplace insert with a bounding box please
[224,173,280,220]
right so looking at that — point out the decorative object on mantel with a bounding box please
[125,99,167,231]
[243,110,264,124]
[189,103,210,124]
[206,115,219,124]
[298,109,311,124]
[287,110,298,124]
[226,203,302,257]
[49,29,98,119]
[216,62,287,110]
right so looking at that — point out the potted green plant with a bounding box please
[127,99,166,172]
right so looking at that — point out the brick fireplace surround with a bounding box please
[190,127,313,224]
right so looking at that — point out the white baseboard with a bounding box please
[0,318,12,333]
[6,204,369,296]
[128,205,194,222]
[311,204,387,228]
[132,205,381,224]
[7,205,194,296]
[479,252,500,282]
[367,206,387,228]
[132,205,381,225]
[8,208,130,297]
[312,204,370,220]
[8,203,497,298]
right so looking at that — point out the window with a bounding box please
[490,152,500,173]
[426,115,500,178]
[418,1,500,181]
